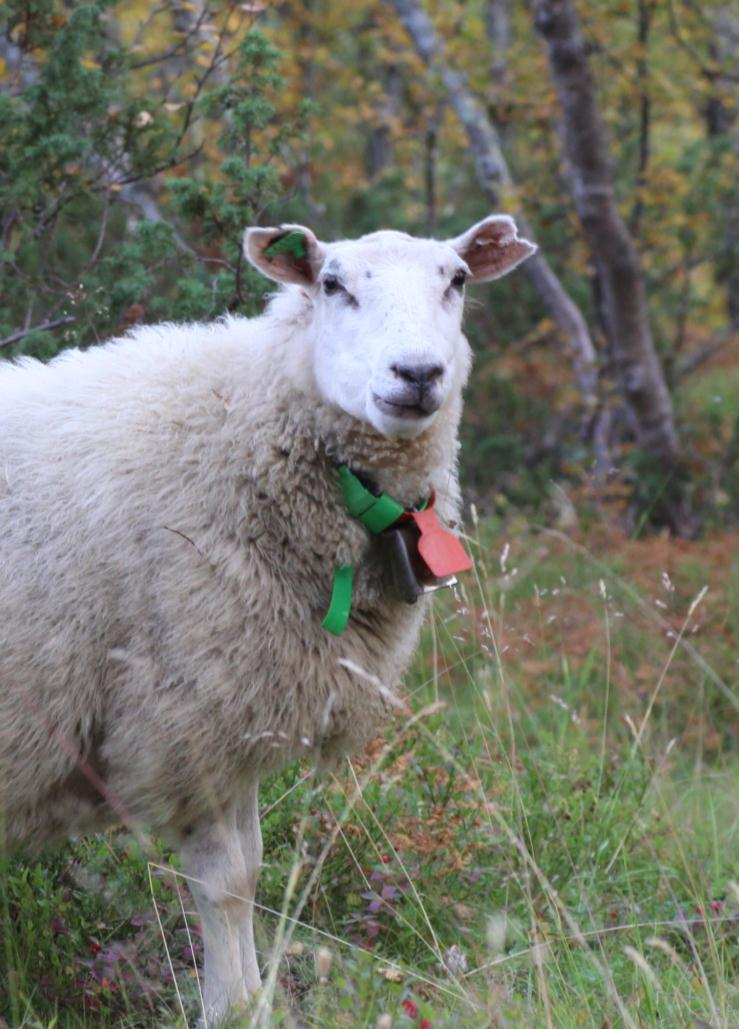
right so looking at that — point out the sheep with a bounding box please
[0,214,535,1023]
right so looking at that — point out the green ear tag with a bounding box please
[264,230,307,259]
[322,564,354,636]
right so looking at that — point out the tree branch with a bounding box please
[0,317,76,350]
[666,0,739,83]
[675,331,735,381]
[629,0,653,234]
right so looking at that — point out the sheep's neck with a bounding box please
[286,397,462,512]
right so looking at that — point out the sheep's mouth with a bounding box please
[372,393,440,419]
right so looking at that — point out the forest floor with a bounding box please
[1,520,737,1028]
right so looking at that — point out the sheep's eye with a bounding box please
[323,276,342,295]
[451,271,467,290]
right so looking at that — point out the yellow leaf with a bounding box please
[0,58,6,76]
[80,57,100,70]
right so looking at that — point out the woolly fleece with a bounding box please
[0,288,465,851]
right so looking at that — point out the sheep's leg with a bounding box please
[235,778,262,991]
[181,800,257,1024]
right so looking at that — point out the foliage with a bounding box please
[0,1,302,359]
[1,0,737,526]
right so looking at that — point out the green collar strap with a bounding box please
[321,564,354,636]
[322,466,423,636]
[335,464,405,533]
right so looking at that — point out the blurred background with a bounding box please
[2,0,737,535]
[2,5,738,1026]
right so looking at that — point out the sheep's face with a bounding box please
[245,216,536,440]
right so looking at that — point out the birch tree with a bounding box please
[533,0,683,477]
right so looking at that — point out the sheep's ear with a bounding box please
[243,224,325,286]
[448,214,537,282]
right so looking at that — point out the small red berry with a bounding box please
[381,854,391,864]
[420,1020,432,1029]
[609,909,618,919]
[710,900,721,913]
[402,997,418,1018]
[695,904,704,915]
[90,942,101,955]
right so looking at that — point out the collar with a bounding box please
[335,464,425,532]
[322,465,471,635]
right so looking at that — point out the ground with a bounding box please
[1,520,737,1028]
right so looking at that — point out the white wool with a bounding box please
[0,280,466,849]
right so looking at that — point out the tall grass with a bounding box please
[1,521,737,1027]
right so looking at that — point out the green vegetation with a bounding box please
[0,2,295,356]
[2,527,736,1027]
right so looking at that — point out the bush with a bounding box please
[0,1,302,360]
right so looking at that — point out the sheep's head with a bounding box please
[244,216,536,440]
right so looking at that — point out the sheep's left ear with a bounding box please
[448,214,537,282]
[243,223,325,286]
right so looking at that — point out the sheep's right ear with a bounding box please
[243,224,325,286]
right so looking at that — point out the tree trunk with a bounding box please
[705,7,739,330]
[423,102,444,236]
[387,0,599,413]
[294,0,317,204]
[534,0,683,477]
[531,0,683,471]
[485,0,511,90]
[365,62,403,180]
[629,0,653,235]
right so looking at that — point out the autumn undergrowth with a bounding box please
[1,520,737,1028]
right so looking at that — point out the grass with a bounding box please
[1,518,737,1028]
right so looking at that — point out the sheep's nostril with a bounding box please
[390,363,444,387]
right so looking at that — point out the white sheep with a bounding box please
[0,215,535,1023]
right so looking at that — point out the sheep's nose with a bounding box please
[390,362,444,388]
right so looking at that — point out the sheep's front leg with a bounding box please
[180,792,261,1025]
[235,778,262,991]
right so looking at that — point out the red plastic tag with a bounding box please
[408,505,472,578]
